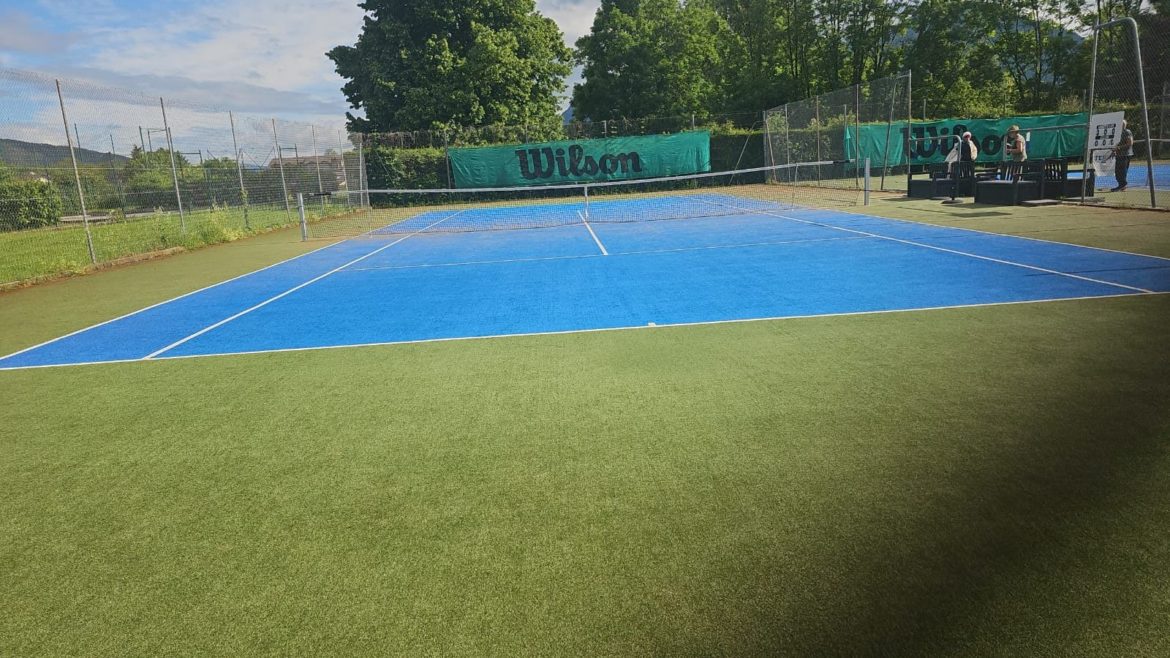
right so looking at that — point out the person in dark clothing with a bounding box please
[1111,119,1134,192]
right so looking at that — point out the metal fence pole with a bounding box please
[55,80,96,265]
[337,130,352,209]
[357,134,367,208]
[311,125,325,212]
[906,70,913,192]
[109,134,126,217]
[854,83,862,187]
[1083,25,1102,204]
[229,111,249,229]
[272,119,292,222]
[297,193,308,241]
[864,158,871,206]
[159,97,186,230]
[1121,17,1158,209]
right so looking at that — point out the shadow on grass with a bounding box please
[702,298,1170,655]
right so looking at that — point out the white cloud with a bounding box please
[0,10,78,54]
[5,0,601,124]
[537,0,601,47]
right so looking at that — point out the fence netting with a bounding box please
[1087,18,1169,210]
[0,68,354,286]
[764,73,912,193]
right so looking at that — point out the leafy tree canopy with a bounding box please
[572,0,732,121]
[328,0,572,132]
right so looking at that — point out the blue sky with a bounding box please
[0,0,599,121]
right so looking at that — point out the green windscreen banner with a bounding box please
[449,131,711,188]
[846,112,1087,167]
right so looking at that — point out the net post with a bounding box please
[583,185,590,220]
[297,193,308,241]
[55,79,96,265]
[864,158,871,206]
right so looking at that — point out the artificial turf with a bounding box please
[1,200,1168,655]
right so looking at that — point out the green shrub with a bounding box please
[0,179,65,231]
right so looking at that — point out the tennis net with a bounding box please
[306,159,868,239]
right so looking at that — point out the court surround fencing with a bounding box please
[0,69,359,287]
[764,73,913,193]
[1084,17,1169,210]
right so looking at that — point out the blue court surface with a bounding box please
[1092,162,1170,191]
[2,199,1169,370]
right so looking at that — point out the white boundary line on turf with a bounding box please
[143,211,465,360]
[0,239,347,365]
[806,203,1170,265]
[2,291,1161,372]
[701,200,1156,294]
[578,211,609,256]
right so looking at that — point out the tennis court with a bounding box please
[3,193,1168,370]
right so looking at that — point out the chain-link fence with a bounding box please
[1085,16,1169,210]
[349,111,767,195]
[0,69,356,286]
[764,73,912,194]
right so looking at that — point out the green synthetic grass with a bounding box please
[1,203,1169,655]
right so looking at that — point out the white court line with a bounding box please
[698,200,1155,294]
[578,211,609,255]
[0,239,347,365]
[143,211,466,360]
[805,204,1170,264]
[2,291,1158,372]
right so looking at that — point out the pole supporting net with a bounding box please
[308,160,864,239]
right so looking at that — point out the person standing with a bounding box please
[1111,119,1134,192]
[1004,125,1027,162]
[946,131,979,179]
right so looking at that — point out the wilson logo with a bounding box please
[515,144,643,180]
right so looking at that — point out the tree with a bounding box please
[572,0,732,121]
[328,0,572,133]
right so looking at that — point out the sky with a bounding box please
[0,0,601,126]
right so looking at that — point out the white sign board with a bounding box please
[1087,111,1125,179]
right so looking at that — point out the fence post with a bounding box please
[357,134,367,208]
[854,83,862,187]
[55,80,96,265]
[272,119,292,223]
[229,111,249,229]
[906,70,913,193]
[159,98,186,230]
[443,131,453,188]
[864,158,871,206]
[1123,17,1158,209]
[311,125,325,212]
[297,193,308,241]
[109,134,127,217]
[338,130,352,209]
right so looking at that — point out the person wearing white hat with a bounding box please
[1005,125,1027,162]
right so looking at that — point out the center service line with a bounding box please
[578,211,609,255]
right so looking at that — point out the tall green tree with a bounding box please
[328,0,572,132]
[572,0,732,121]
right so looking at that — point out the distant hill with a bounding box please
[0,138,129,168]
